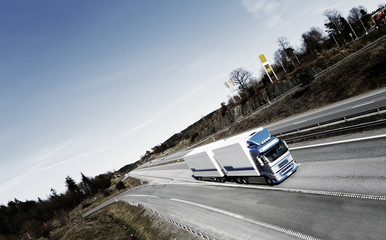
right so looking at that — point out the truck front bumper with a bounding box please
[274,162,298,184]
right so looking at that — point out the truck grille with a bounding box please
[276,158,293,175]
[279,163,294,176]
[278,159,289,168]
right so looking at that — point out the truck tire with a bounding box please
[235,177,242,184]
[241,177,249,184]
[265,176,274,186]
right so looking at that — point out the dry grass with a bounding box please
[104,202,200,240]
[49,209,129,240]
[80,177,145,215]
[48,201,200,240]
[38,177,143,240]
[41,176,199,240]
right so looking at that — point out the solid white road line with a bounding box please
[289,133,386,150]
[130,172,386,201]
[170,198,321,240]
[196,181,386,201]
[350,101,374,109]
[121,194,321,240]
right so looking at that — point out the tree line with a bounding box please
[0,172,116,239]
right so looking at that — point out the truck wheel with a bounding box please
[265,176,274,186]
[241,177,249,184]
[236,177,242,184]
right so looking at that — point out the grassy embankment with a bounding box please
[38,176,198,240]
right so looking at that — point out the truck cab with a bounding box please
[247,128,298,185]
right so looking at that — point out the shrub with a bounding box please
[116,181,126,190]
[297,70,315,85]
[190,132,199,142]
[220,103,227,116]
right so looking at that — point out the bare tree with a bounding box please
[277,37,296,66]
[348,6,365,22]
[273,49,287,73]
[324,9,355,44]
[324,9,343,34]
[230,68,253,94]
[348,6,368,34]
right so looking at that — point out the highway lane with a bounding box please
[117,182,386,240]
[132,133,386,196]
[267,88,386,135]
[280,134,386,196]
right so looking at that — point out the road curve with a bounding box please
[117,181,386,240]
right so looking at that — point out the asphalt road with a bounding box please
[267,89,386,135]
[127,134,386,239]
[117,182,386,240]
[133,134,386,196]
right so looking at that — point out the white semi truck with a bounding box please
[183,127,298,185]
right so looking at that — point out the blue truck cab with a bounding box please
[247,128,298,185]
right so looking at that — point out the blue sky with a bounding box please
[0,0,383,204]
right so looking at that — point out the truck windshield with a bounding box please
[263,141,288,162]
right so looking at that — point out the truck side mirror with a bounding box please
[257,157,264,166]
[262,156,269,164]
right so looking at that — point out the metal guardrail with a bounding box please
[141,106,386,168]
[285,118,386,143]
[139,106,386,169]
[279,106,386,136]
[122,201,218,240]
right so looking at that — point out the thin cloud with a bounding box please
[30,141,73,166]
[241,0,267,14]
[0,171,33,199]
[183,54,219,74]
[126,116,160,134]
[125,85,205,135]
[241,0,281,15]
[265,6,289,28]
[160,64,181,75]
[241,0,289,28]
[42,153,87,171]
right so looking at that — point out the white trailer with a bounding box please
[211,132,260,183]
[183,143,225,181]
[184,128,298,185]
